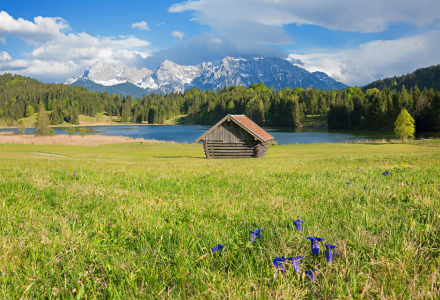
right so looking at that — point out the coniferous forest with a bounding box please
[1,65,440,132]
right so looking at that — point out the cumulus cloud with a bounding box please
[287,29,440,86]
[0,51,11,62]
[169,0,440,33]
[0,11,151,81]
[131,21,150,31]
[0,11,70,44]
[171,31,184,41]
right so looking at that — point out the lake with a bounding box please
[2,125,440,144]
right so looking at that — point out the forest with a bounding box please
[1,68,440,132]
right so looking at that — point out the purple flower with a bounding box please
[325,243,339,264]
[249,229,263,242]
[72,172,77,178]
[364,186,366,191]
[304,269,317,282]
[347,182,350,187]
[373,185,375,189]
[306,237,324,255]
[273,256,286,272]
[212,244,227,255]
[412,181,414,186]
[293,220,303,232]
[357,168,360,171]
[385,171,389,175]
[287,256,304,273]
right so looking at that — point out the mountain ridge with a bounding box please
[64,57,348,96]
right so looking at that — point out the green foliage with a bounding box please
[79,127,87,137]
[25,105,34,117]
[395,108,416,140]
[65,125,76,137]
[34,105,51,136]
[0,142,439,298]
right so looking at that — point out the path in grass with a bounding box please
[0,142,439,298]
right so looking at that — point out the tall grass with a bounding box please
[0,134,176,146]
[0,142,439,298]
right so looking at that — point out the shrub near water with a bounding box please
[0,142,439,298]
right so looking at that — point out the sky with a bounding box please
[1,0,440,86]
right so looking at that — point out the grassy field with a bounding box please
[0,142,439,299]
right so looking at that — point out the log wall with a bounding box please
[203,141,268,159]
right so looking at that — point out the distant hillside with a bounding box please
[71,78,151,98]
[362,64,440,92]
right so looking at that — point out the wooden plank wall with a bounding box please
[204,141,268,159]
[205,121,255,142]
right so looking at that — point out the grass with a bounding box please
[0,142,439,298]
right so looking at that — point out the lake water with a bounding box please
[2,125,440,145]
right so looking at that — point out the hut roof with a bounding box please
[195,114,274,143]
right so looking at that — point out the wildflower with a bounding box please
[212,244,227,255]
[412,181,414,186]
[249,229,263,242]
[273,256,286,272]
[325,243,339,264]
[293,220,303,232]
[373,185,376,189]
[364,186,366,191]
[287,256,304,273]
[357,168,360,171]
[347,182,350,187]
[72,172,77,178]
[304,269,317,282]
[306,237,324,255]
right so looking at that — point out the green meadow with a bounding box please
[0,142,439,299]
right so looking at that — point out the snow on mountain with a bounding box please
[64,57,348,95]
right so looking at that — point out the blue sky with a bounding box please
[1,0,440,86]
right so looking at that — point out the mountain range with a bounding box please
[64,57,348,97]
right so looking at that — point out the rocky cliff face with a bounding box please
[64,57,348,95]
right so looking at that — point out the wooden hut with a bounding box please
[195,114,274,159]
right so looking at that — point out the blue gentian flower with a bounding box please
[357,168,360,171]
[364,186,366,191]
[273,256,286,272]
[325,243,340,264]
[385,171,389,175]
[412,181,414,186]
[347,182,350,187]
[304,269,317,282]
[382,173,385,176]
[373,185,375,189]
[287,256,304,273]
[211,244,227,255]
[249,229,263,242]
[306,237,324,255]
[293,220,303,232]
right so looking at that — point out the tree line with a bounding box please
[1,72,440,132]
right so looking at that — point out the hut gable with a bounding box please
[196,114,273,159]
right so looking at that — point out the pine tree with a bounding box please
[394,108,415,141]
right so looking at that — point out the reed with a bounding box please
[0,134,176,146]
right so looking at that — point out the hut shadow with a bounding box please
[153,156,206,159]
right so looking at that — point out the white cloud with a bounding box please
[131,21,150,31]
[155,22,165,26]
[0,37,5,44]
[0,11,151,81]
[169,0,440,33]
[0,11,70,44]
[0,51,11,62]
[287,29,440,86]
[212,38,222,44]
[171,30,184,41]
